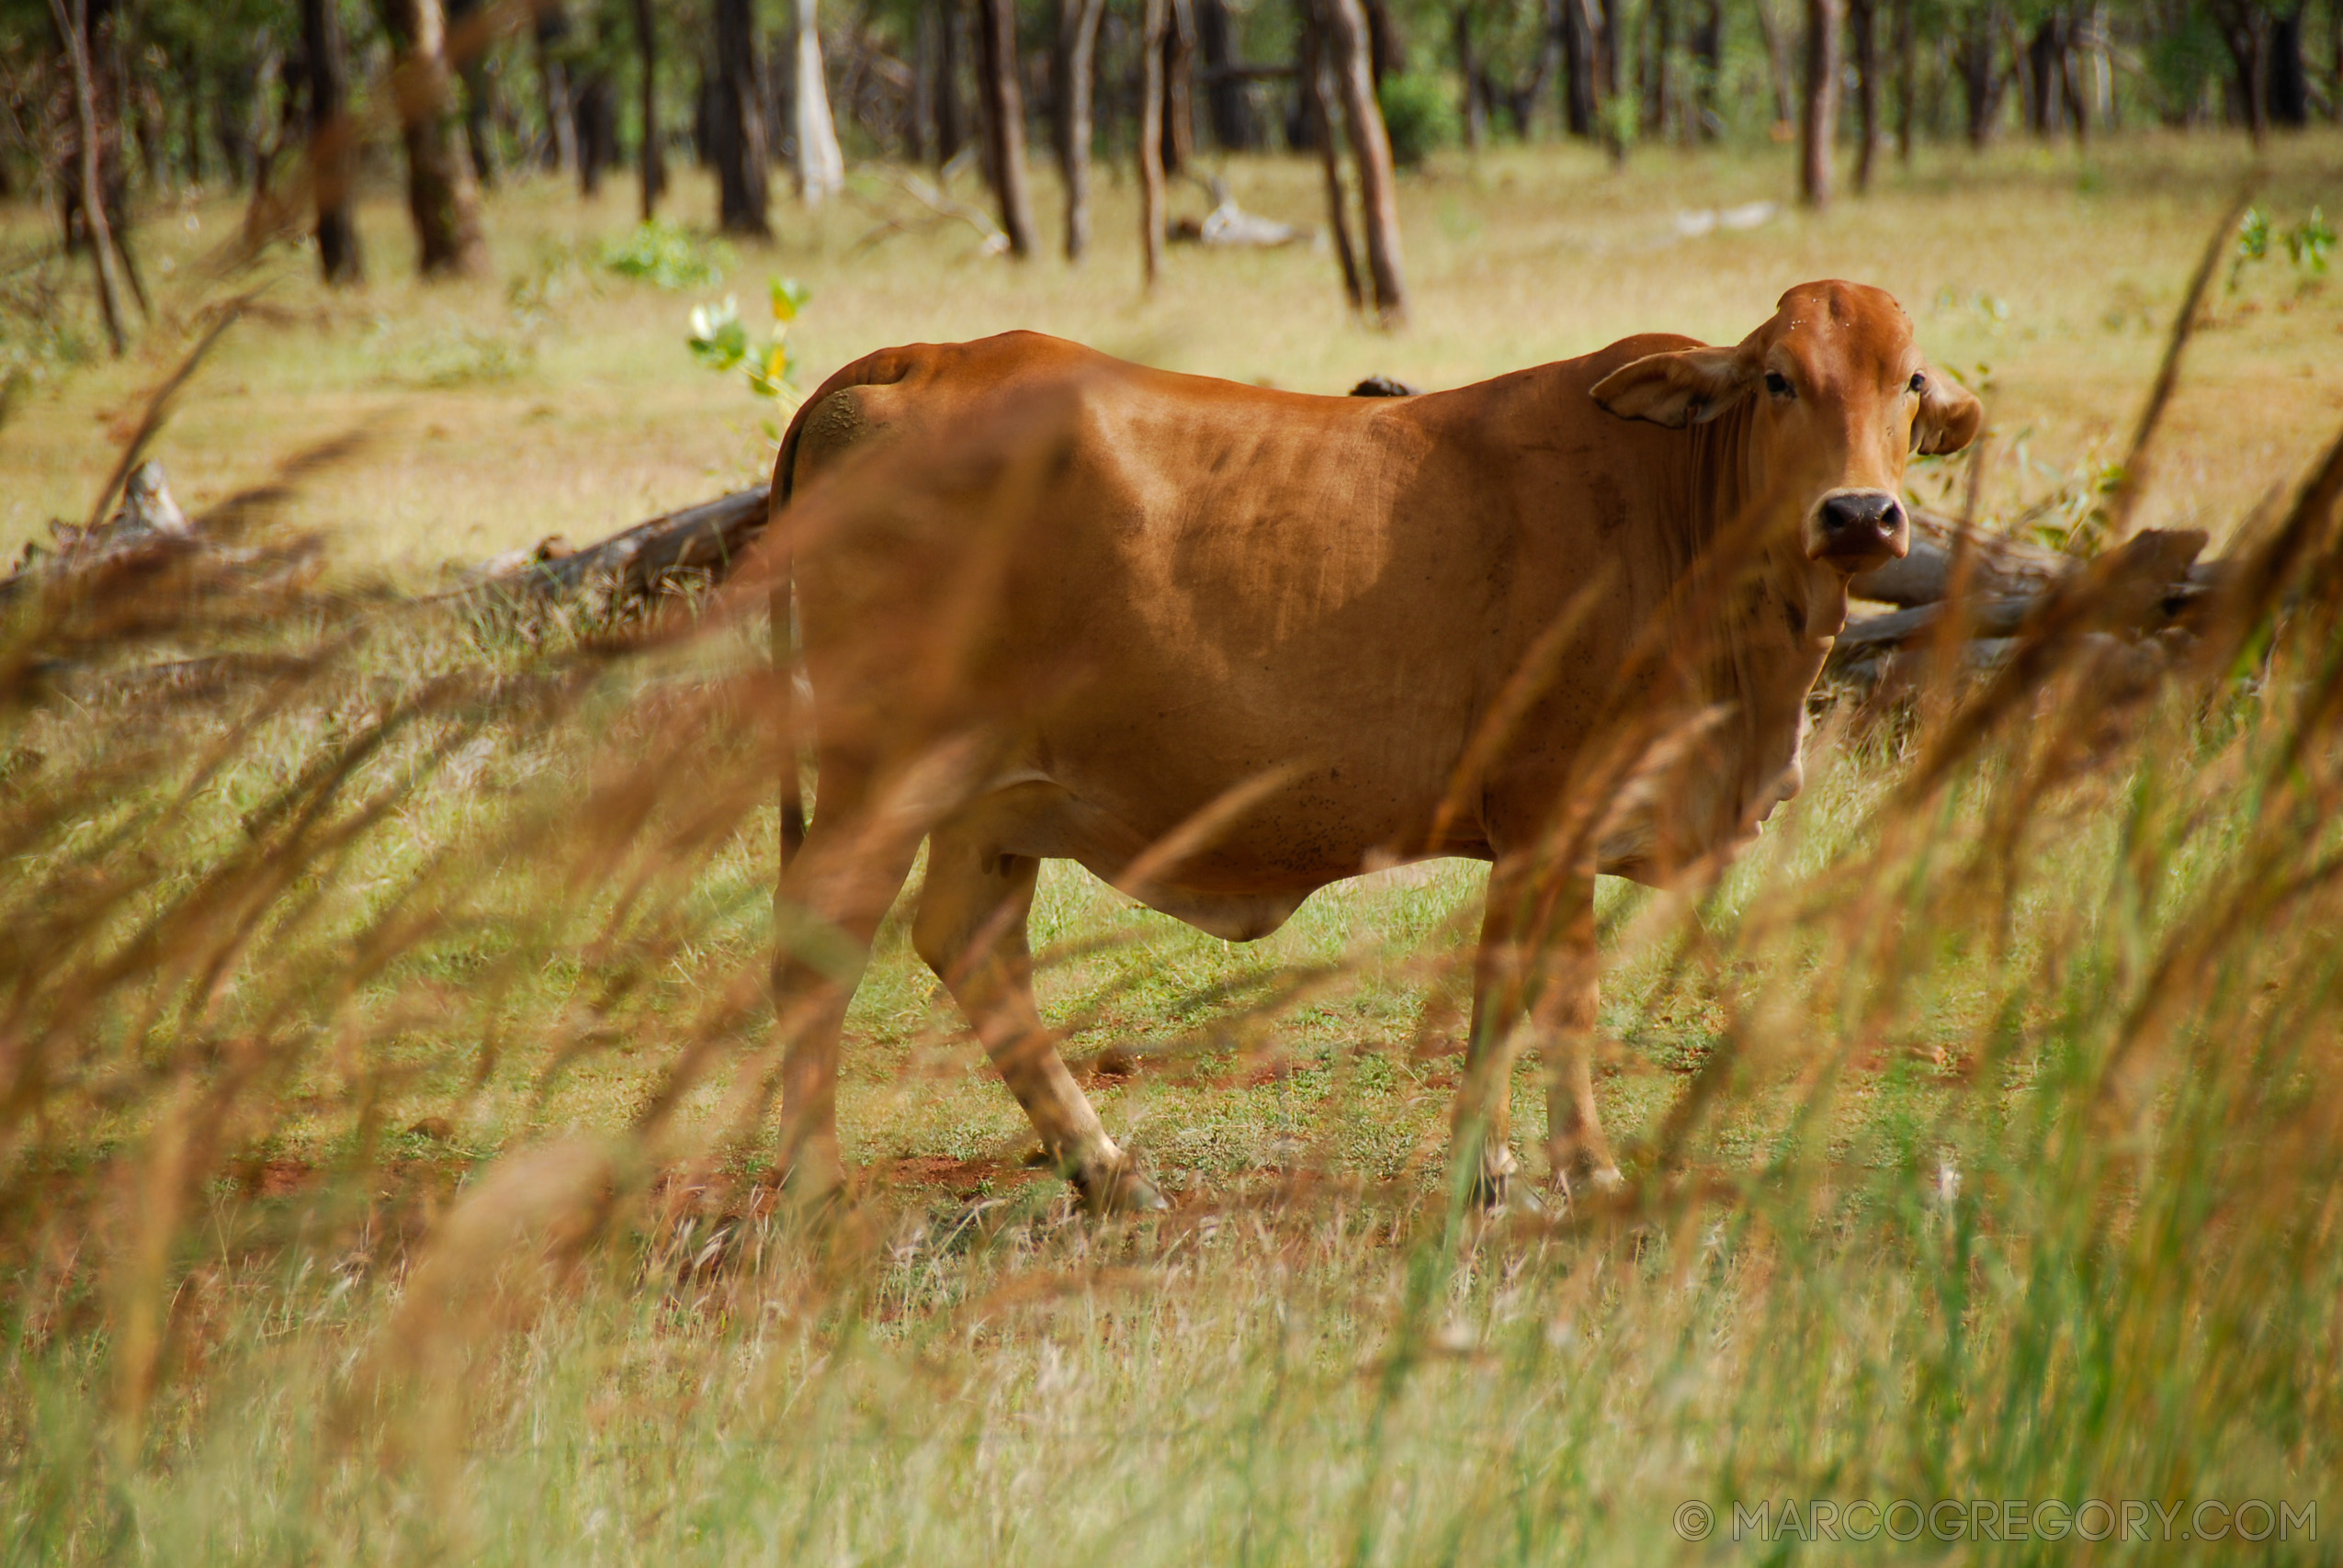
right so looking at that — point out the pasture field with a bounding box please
[5,133,2343,1563]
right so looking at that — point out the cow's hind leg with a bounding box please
[914,822,1166,1213]
[1450,898,1526,1208]
[774,761,922,1206]
[1532,886,1623,1200]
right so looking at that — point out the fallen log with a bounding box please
[444,421,2223,673]
[465,487,770,605]
[2,460,209,610]
[1829,526,2214,692]
[1847,506,2069,607]
[464,370,1428,605]
[1834,593,2043,652]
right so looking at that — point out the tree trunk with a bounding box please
[1511,0,1562,135]
[1452,5,1482,150]
[2328,0,2341,123]
[2023,17,2060,134]
[2210,0,2272,144]
[1299,6,1363,308]
[1799,0,1840,208]
[1956,6,2003,147]
[1754,0,1796,129]
[1363,0,1408,82]
[1196,0,1258,148]
[1893,0,1914,159]
[446,0,498,188]
[1642,0,1672,140]
[792,0,847,201]
[2081,0,2112,129]
[1320,0,1406,324]
[1560,0,1599,136]
[1140,0,1168,285]
[1599,0,1624,150]
[180,61,205,187]
[536,5,579,174]
[47,0,126,354]
[762,23,788,172]
[636,0,664,220]
[975,0,1037,255]
[300,0,363,284]
[2058,11,2088,141]
[384,0,492,276]
[712,0,771,233]
[1055,0,1107,258]
[911,4,936,162]
[1849,0,1877,189]
[934,0,966,166]
[2269,6,2309,125]
[1161,0,1197,175]
[576,72,617,195]
[1689,0,1722,139]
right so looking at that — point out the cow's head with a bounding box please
[1588,281,1982,575]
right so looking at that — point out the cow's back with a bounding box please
[774,332,1702,895]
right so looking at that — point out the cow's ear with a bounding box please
[1914,369,1984,456]
[1590,347,1754,429]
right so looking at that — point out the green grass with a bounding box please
[5,135,2343,1563]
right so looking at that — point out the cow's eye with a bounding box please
[1908,372,1928,394]
[1764,371,1794,399]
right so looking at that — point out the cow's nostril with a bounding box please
[1821,492,1901,536]
[1816,492,1907,562]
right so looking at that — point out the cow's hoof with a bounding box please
[1072,1160,1171,1215]
[1549,1161,1626,1211]
[776,1147,851,1221]
[1458,1144,1521,1211]
[1466,1168,1513,1211]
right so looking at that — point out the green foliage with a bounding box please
[2141,0,2228,123]
[685,298,750,371]
[1375,72,1459,168]
[601,220,730,291]
[2230,206,2334,293]
[0,258,95,399]
[2286,208,2335,274]
[687,278,809,401]
[2230,207,2272,292]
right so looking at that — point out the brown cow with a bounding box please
[764,280,1981,1212]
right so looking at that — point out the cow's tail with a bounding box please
[771,391,822,873]
[769,348,921,872]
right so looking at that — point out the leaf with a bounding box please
[746,340,790,399]
[2237,208,2270,262]
[2286,207,2335,274]
[770,276,811,323]
[687,297,748,371]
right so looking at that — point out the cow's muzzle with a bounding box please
[1809,489,1909,570]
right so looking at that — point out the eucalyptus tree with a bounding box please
[381,0,492,276]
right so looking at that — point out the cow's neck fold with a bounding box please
[1666,395,1831,855]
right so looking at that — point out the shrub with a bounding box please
[1376,72,1459,167]
[600,220,731,289]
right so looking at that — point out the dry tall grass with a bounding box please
[4,141,2343,1564]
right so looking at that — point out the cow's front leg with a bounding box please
[914,824,1165,1214]
[1533,886,1623,1199]
[1450,898,1526,1207]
